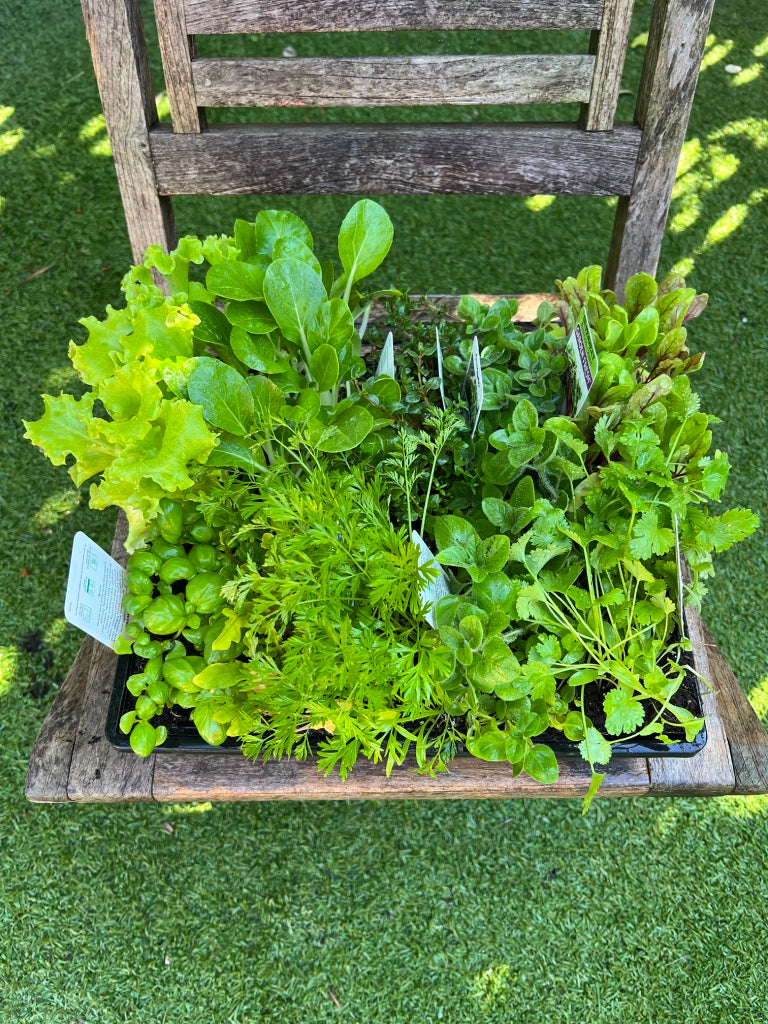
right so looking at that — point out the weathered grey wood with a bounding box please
[704,627,768,796]
[80,0,176,260]
[184,0,605,34]
[647,604,735,796]
[25,638,94,803]
[152,750,649,802]
[605,0,716,296]
[192,55,595,109]
[66,515,156,802]
[150,122,641,196]
[581,0,635,130]
[153,0,203,133]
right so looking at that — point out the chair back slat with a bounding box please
[191,54,596,109]
[83,0,718,296]
[150,122,641,197]
[183,0,606,35]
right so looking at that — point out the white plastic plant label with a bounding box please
[376,330,396,378]
[435,326,446,409]
[64,531,128,649]
[565,307,599,415]
[465,335,484,436]
[673,512,686,635]
[411,530,451,628]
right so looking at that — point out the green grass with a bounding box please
[1,2,767,1021]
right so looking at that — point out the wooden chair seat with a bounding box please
[26,0,768,801]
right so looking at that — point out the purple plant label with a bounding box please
[65,532,128,649]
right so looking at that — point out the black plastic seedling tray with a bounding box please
[106,646,707,759]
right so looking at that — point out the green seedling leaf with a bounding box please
[230,329,289,374]
[206,438,266,473]
[129,720,159,757]
[524,743,558,784]
[248,375,286,422]
[582,771,606,814]
[337,199,394,292]
[309,343,340,392]
[188,358,254,435]
[188,300,231,348]
[226,300,277,335]
[263,258,326,346]
[191,702,229,746]
[603,689,645,736]
[629,510,675,558]
[578,727,613,766]
[466,722,508,761]
[470,637,520,693]
[206,259,266,302]
[273,235,323,277]
[315,403,374,453]
[254,209,313,256]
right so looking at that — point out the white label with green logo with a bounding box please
[411,530,451,628]
[465,335,484,436]
[376,330,396,379]
[64,532,128,649]
[565,307,599,415]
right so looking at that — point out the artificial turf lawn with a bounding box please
[1,1,767,1021]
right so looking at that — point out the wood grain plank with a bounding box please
[25,638,94,803]
[605,0,716,296]
[153,0,203,132]
[192,55,595,108]
[80,0,176,261]
[184,0,606,34]
[153,751,649,802]
[647,606,735,796]
[581,0,635,130]
[704,627,768,796]
[150,122,641,196]
[66,515,156,802]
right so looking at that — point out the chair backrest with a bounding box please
[80,0,715,296]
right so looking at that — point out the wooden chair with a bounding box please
[26,0,768,803]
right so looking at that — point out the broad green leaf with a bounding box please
[699,451,730,500]
[307,298,358,357]
[309,343,340,391]
[512,399,538,432]
[129,721,159,757]
[470,637,520,693]
[314,403,374,453]
[206,438,266,473]
[524,744,558,784]
[188,300,231,349]
[695,508,760,553]
[466,722,507,762]
[68,307,134,385]
[263,258,326,345]
[434,516,479,554]
[273,235,323,277]
[248,375,286,422]
[191,703,229,746]
[254,209,313,256]
[230,329,289,373]
[234,218,257,259]
[624,272,658,319]
[24,392,112,483]
[206,259,266,302]
[337,199,394,290]
[188,358,254,435]
[289,389,321,422]
[226,300,277,335]
[477,534,510,575]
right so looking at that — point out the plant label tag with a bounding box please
[673,512,686,635]
[465,335,484,436]
[376,330,396,379]
[435,327,446,409]
[411,530,451,628]
[564,307,599,415]
[64,532,128,649]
